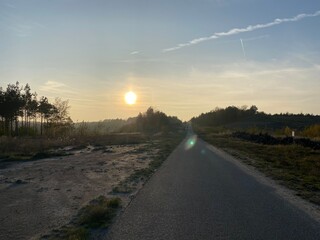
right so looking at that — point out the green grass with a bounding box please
[196,129,320,205]
[42,196,121,240]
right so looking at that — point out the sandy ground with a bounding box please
[0,144,157,240]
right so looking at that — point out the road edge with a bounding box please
[201,137,320,224]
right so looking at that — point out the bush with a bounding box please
[303,124,320,138]
[76,196,121,228]
[66,227,88,240]
[232,131,320,150]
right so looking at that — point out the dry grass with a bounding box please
[42,196,121,240]
[0,133,146,162]
[76,196,121,228]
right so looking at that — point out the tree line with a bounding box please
[121,107,183,134]
[191,105,320,131]
[0,82,72,136]
[0,82,183,137]
[191,105,259,126]
[75,119,128,136]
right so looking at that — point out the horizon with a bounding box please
[1,0,320,121]
[54,104,320,123]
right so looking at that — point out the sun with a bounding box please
[125,91,137,105]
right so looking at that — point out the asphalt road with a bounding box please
[106,132,320,240]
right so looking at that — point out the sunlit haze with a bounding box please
[1,0,320,121]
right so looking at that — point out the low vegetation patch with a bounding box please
[232,131,320,150]
[0,133,146,168]
[0,151,72,169]
[75,196,121,228]
[196,128,320,205]
[41,196,121,240]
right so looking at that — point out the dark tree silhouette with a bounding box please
[122,107,183,134]
[0,82,25,135]
[38,97,54,135]
[192,105,320,131]
[0,82,72,136]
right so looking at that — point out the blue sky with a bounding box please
[1,0,320,121]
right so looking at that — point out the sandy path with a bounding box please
[0,144,156,240]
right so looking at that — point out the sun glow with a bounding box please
[125,91,137,105]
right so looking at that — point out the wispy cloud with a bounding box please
[39,81,108,103]
[112,58,179,64]
[163,10,320,52]
[40,81,76,95]
[130,51,140,55]
[0,12,46,37]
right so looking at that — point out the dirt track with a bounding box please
[0,144,156,240]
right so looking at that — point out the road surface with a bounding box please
[106,132,320,240]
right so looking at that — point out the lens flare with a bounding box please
[184,135,197,150]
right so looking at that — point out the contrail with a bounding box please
[163,10,320,52]
[240,38,246,59]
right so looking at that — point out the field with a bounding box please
[195,127,320,205]
[0,132,185,240]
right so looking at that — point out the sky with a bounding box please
[1,0,320,121]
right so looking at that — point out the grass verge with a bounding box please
[196,129,320,205]
[41,196,121,240]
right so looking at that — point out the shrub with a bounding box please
[77,196,121,228]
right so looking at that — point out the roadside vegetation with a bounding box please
[192,105,320,205]
[41,196,121,240]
